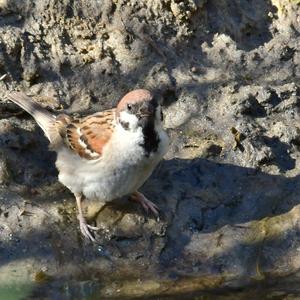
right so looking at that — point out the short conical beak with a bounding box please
[138,102,153,118]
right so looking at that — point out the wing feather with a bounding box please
[64,109,115,160]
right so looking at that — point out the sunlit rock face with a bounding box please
[1,0,300,298]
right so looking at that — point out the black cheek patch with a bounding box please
[140,118,160,157]
[120,120,129,130]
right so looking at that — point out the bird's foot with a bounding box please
[78,214,99,242]
[131,191,159,217]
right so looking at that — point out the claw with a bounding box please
[131,191,160,217]
[78,215,99,242]
[75,192,99,242]
[87,224,100,231]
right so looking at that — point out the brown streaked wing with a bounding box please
[65,109,116,160]
[65,123,91,159]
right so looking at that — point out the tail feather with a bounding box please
[7,92,59,143]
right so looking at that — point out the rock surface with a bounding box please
[0,0,300,298]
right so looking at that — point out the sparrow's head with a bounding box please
[116,89,162,131]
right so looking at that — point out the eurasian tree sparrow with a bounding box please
[7,89,169,241]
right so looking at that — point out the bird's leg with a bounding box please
[75,193,99,242]
[130,191,159,217]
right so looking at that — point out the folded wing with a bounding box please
[65,110,115,160]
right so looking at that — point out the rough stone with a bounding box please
[0,0,300,299]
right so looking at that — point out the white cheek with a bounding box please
[119,111,139,131]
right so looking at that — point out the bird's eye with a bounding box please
[127,104,132,110]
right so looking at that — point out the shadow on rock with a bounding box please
[152,159,300,274]
[0,156,300,297]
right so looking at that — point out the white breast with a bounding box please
[55,123,169,202]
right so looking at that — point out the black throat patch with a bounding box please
[140,118,160,157]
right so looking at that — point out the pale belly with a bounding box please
[82,162,156,201]
[56,146,163,202]
[55,124,169,202]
